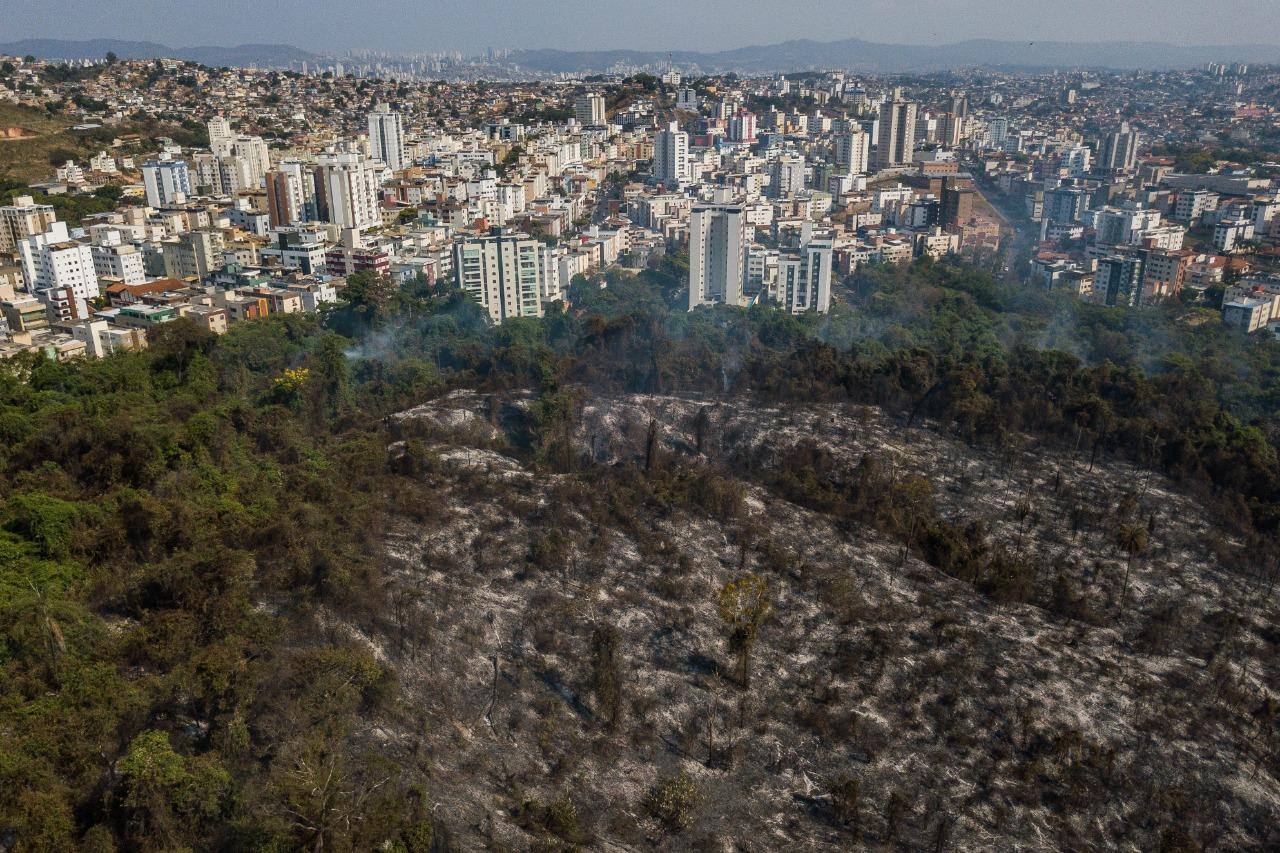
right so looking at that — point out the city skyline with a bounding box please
[5,0,1280,55]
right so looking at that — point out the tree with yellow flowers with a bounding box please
[717,573,771,689]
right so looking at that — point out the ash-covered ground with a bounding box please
[348,390,1280,851]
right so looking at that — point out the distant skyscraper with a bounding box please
[0,195,58,254]
[315,149,382,231]
[367,103,407,172]
[834,130,870,175]
[1099,122,1139,172]
[875,97,918,169]
[987,117,1010,148]
[207,116,234,157]
[768,154,806,199]
[141,159,191,207]
[728,110,757,143]
[573,93,606,126]
[688,199,747,310]
[653,121,690,188]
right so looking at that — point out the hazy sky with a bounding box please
[3,0,1279,53]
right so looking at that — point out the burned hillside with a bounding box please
[357,390,1280,851]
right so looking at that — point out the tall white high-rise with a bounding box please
[834,130,870,175]
[316,149,382,231]
[987,117,1010,148]
[231,135,270,187]
[141,159,191,207]
[18,221,99,302]
[1062,145,1092,178]
[266,160,320,227]
[688,199,748,310]
[368,103,407,172]
[1099,122,1139,172]
[208,116,234,157]
[728,110,757,143]
[653,121,690,188]
[768,154,806,199]
[876,97,918,169]
[453,232,562,323]
[777,237,833,314]
[573,93,606,126]
[0,195,58,254]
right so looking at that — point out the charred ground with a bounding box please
[369,389,1280,850]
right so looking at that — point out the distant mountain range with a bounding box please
[509,38,1280,73]
[2,36,1277,74]
[0,39,317,68]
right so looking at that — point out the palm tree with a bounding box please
[1115,522,1149,616]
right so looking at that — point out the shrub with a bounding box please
[643,771,701,832]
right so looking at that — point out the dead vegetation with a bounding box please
[345,390,1280,851]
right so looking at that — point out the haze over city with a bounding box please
[4,0,1280,52]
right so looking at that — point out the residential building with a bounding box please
[573,94,606,127]
[1096,252,1145,307]
[162,230,224,282]
[316,149,382,231]
[876,96,918,169]
[0,195,58,254]
[91,243,146,285]
[1222,297,1273,333]
[1214,217,1255,253]
[1,295,49,333]
[1098,122,1139,172]
[141,159,192,207]
[1042,185,1089,224]
[231,135,270,187]
[768,155,806,199]
[1061,146,1092,178]
[777,237,833,314]
[265,161,319,227]
[260,229,328,274]
[727,110,757,144]
[368,103,407,171]
[17,221,99,303]
[1174,188,1217,224]
[453,232,562,323]
[653,122,690,188]
[688,198,747,310]
[1138,246,1191,302]
[834,130,870,175]
[208,116,234,157]
[941,184,975,227]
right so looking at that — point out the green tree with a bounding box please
[119,730,230,848]
[717,573,771,689]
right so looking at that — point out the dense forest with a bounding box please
[1,256,1278,850]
